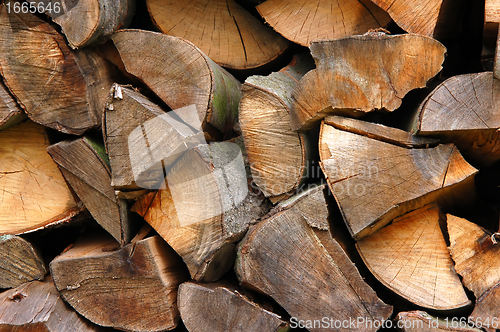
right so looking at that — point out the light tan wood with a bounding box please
[0,3,115,134]
[53,0,135,48]
[146,0,289,70]
[395,311,482,331]
[178,282,289,332]
[290,32,446,131]
[47,137,132,245]
[415,72,500,167]
[132,140,269,281]
[0,121,81,235]
[0,278,102,331]
[236,185,393,332]
[104,84,204,190]
[0,235,46,289]
[239,55,313,201]
[111,29,241,134]
[448,214,500,329]
[256,0,391,46]
[50,233,189,332]
[357,205,470,310]
[486,0,500,23]
[319,121,477,240]
[370,0,443,36]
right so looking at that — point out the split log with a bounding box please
[111,29,242,134]
[0,278,101,331]
[0,235,46,289]
[132,140,269,281]
[178,281,289,332]
[486,0,500,24]
[290,32,446,131]
[448,214,500,331]
[0,3,116,134]
[145,0,289,70]
[414,72,500,168]
[0,120,81,235]
[319,120,477,240]
[47,136,132,245]
[394,311,482,332]
[52,0,135,49]
[235,185,393,332]
[50,233,189,332]
[324,115,440,148]
[495,25,500,79]
[239,54,314,202]
[357,205,470,310]
[103,84,205,190]
[256,0,391,47]
[0,80,25,131]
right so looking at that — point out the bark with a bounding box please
[146,0,289,70]
[111,29,242,134]
[50,233,189,332]
[256,0,391,46]
[0,80,25,131]
[319,120,477,240]
[290,32,446,131]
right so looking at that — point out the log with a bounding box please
[0,3,116,134]
[256,0,391,47]
[52,0,135,49]
[356,204,470,310]
[448,214,500,331]
[486,0,500,24]
[319,120,477,240]
[50,233,189,332]
[47,136,132,245]
[103,84,205,190]
[111,29,242,134]
[0,80,25,131]
[495,25,500,80]
[394,311,482,332]
[132,140,270,281]
[145,0,289,70]
[0,235,46,289]
[178,281,289,332]
[0,278,102,331]
[414,72,500,168]
[239,54,314,202]
[290,32,446,131]
[0,120,81,235]
[235,185,393,332]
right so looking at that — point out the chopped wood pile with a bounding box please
[0,0,499,331]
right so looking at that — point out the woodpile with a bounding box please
[0,0,499,331]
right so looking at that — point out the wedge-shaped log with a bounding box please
[132,140,269,282]
[319,120,477,240]
[146,0,289,70]
[448,215,500,330]
[51,233,189,332]
[0,80,25,131]
[52,0,135,48]
[178,282,289,332]
[103,84,205,190]
[111,30,241,133]
[0,278,101,331]
[0,121,81,235]
[0,3,115,134]
[236,185,393,332]
[256,0,391,47]
[357,205,470,310]
[395,311,482,332]
[414,72,500,168]
[239,55,314,202]
[291,32,446,131]
[47,137,132,245]
[0,235,46,289]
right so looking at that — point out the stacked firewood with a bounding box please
[0,0,499,331]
